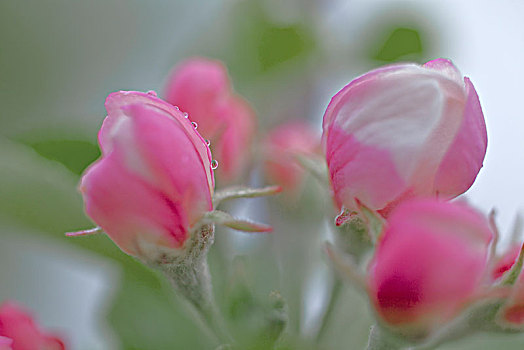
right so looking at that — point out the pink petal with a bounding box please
[423,58,463,83]
[326,126,405,210]
[81,149,188,256]
[433,78,487,196]
[0,301,66,350]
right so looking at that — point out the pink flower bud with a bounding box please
[164,57,255,182]
[0,301,65,350]
[262,120,319,193]
[80,91,214,258]
[164,57,231,139]
[368,199,493,337]
[322,59,487,215]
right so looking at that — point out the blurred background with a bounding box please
[1,0,524,349]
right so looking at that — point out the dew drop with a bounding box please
[146,90,157,96]
[211,159,219,169]
[191,121,198,129]
[174,106,180,111]
[183,112,189,118]
[205,139,211,146]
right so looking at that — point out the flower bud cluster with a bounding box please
[321,58,524,346]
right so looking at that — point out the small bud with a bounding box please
[368,199,493,338]
[322,58,487,216]
[80,91,214,264]
[164,57,256,183]
[262,120,320,195]
[0,301,66,350]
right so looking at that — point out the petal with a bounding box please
[81,150,187,256]
[127,102,213,224]
[102,91,214,199]
[326,126,405,210]
[423,58,463,83]
[433,78,488,196]
[0,302,64,350]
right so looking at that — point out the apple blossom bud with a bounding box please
[80,91,214,261]
[164,57,255,182]
[322,59,487,215]
[262,120,319,193]
[164,57,230,139]
[368,199,493,337]
[0,301,65,350]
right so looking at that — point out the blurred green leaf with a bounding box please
[27,139,100,175]
[228,0,315,80]
[257,25,314,72]
[373,27,423,62]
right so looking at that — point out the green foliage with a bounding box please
[228,0,315,80]
[27,139,100,175]
[257,25,314,72]
[372,27,424,62]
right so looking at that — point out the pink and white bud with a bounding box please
[80,91,214,259]
[164,57,255,183]
[322,59,487,215]
[0,301,65,350]
[368,199,493,337]
[262,120,319,193]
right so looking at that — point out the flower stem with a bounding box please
[315,276,343,343]
[160,256,233,346]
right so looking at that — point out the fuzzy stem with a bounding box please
[161,256,232,346]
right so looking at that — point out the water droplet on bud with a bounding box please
[205,139,211,146]
[211,160,219,169]
[191,121,198,129]
[147,90,157,96]
[183,112,189,118]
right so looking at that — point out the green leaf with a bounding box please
[213,185,281,208]
[257,24,314,71]
[373,27,423,62]
[202,210,273,233]
[23,139,100,175]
